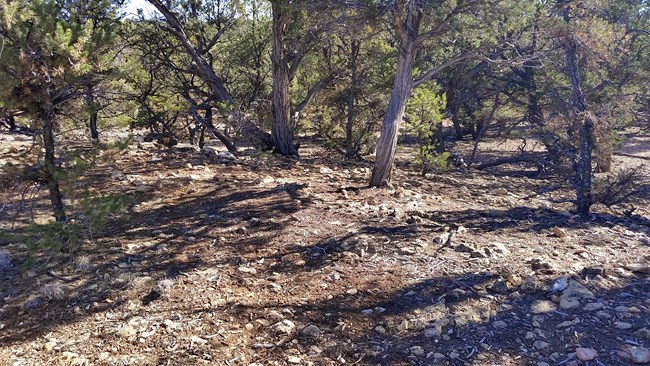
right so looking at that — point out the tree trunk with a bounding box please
[42,100,66,222]
[270,1,298,156]
[370,44,415,186]
[148,0,272,150]
[435,122,445,154]
[4,115,17,130]
[564,11,593,217]
[575,118,594,215]
[370,0,421,187]
[447,91,466,140]
[86,84,99,141]
[189,105,238,154]
[345,40,360,159]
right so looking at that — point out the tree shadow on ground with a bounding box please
[0,168,311,347]
[0,143,648,365]
[429,207,650,237]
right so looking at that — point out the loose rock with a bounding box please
[533,341,550,350]
[410,346,425,356]
[634,328,650,342]
[614,321,633,330]
[271,319,296,335]
[575,347,598,361]
[559,280,594,309]
[583,302,604,311]
[626,263,650,274]
[300,325,321,338]
[531,300,557,314]
[630,347,650,364]
[551,226,568,238]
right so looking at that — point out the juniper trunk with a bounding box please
[86,84,99,140]
[564,21,593,217]
[370,44,415,187]
[345,40,360,159]
[270,1,298,156]
[42,100,66,222]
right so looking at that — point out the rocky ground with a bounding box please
[0,129,649,366]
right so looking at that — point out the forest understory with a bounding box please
[0,130,649,366]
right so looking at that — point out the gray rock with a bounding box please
[634,328,650,342]
[533,341,550,350]
[201,146,220,159]
[300,325,321,338]
[41,283,65,300]
[410,346,425,356]
[492,320,508,329]
[557,318,579,328]
[559,280,594,309]
[424,327,441,338]
[583,302,604,311]
[614,321,633,330]
[575,347,598,361]
[626,263,650,274]
[595,310,612,319]
[360,309,373,316]
[630,347,650,364]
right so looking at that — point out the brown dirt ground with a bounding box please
[0,129,649,366]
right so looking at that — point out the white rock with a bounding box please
[190,336,208,346]
[271,319,296,335]
[319,166,333,174]
[287,356,302,364]
[531,300,556,314]
[559,280,594,309]
[237,266,257,274]
[217,151,236,160]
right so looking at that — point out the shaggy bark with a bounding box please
[85,84,99,140]
[563,8,593,217]
[41,97,66,222]
[270,1,298,156]
[345,40,360,158]
[370,27,416,186]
